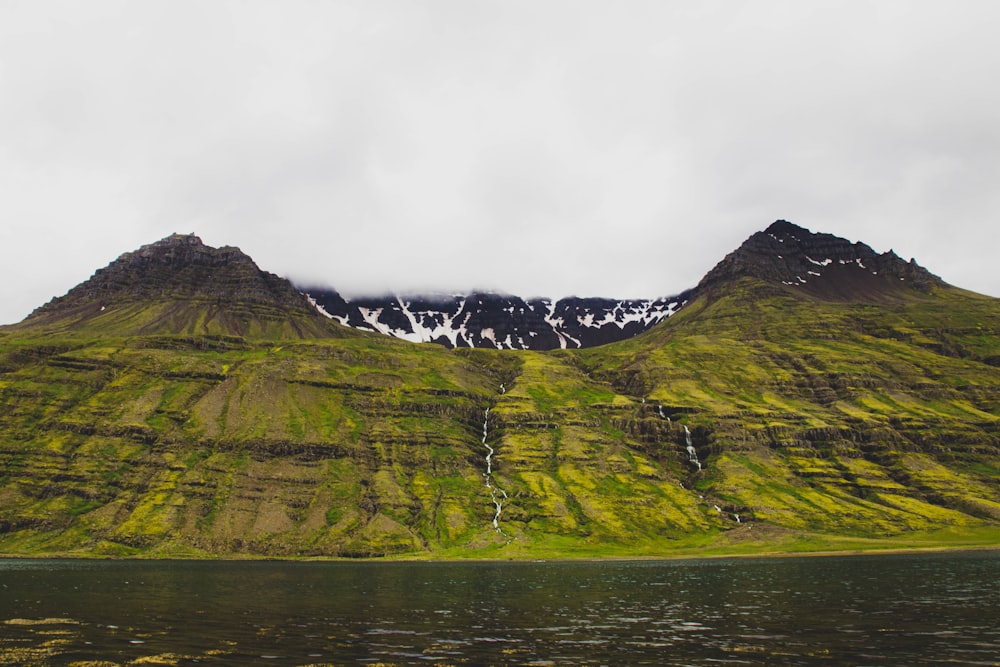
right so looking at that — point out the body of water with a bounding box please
[2,550,998,665]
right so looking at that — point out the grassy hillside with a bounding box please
[576,280,1000,542]
[1,278,998,559]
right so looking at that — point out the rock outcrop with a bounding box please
[19,234,342,339]
[696,220,945,300]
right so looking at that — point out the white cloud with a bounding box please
[2,0,999,323]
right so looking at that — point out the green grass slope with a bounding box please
[575,279,1000,546]
[1,277,998,559]
[0,325,735,558]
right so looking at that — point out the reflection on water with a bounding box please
[2,551,999,665]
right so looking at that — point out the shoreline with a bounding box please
[2,542,999,564]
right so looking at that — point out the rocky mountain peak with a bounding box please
[31,233,279,310]
[696,220,944,300]
[115,233,256,272]
[20,234,336,338]
[763,218,809,238]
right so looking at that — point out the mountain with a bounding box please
[303,288,691,350]
[0,222,998,559]
[696,219,944,299]
[17,233,345,340]
[300,219,940,350]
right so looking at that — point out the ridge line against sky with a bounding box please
[2,1,999,324]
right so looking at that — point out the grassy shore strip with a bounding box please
[3,525,998,562]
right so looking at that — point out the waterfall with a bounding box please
[684,425,702,471]
[657,406,697,472]
[481,408,509,537]
[734,513,741,524]
[499,383,506,394]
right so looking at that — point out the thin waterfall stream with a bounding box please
[683,425,702,471]
[481,407,510,539]
[658,405,700,472]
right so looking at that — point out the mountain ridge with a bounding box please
[7,221,959,349]
[1,220,997,560]
[300,220,952,349]
[303,288,692,350]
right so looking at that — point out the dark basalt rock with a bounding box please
[696,220,945,301]
[19,234,337,337]
[305,288,691,351]
[30,233,309,313]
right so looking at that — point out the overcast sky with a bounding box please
[2,1,999,324]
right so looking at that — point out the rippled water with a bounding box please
[2,550,998,665]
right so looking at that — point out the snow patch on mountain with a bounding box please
[303,289,690,350]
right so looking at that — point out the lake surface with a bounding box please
[2,551,998,666]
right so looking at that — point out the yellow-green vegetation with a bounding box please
[0,277,998,559]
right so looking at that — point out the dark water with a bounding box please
[2,551,999,666]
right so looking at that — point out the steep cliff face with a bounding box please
[18,234,344,339]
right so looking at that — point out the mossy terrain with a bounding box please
[1,274,998,559]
